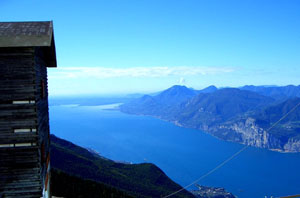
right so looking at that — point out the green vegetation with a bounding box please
[120,85,300,148]
[241,85,300,100]
[51,169,133,198]
[50,135,194,198]
[121,87,275,127]
[254,97,300,140]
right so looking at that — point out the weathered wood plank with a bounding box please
[0,134,38,144]
[0,45,52,197]
[0,167,40,174]
[0,47,35,53]
[0,188,42,195]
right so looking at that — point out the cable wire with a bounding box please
[162,100,300,198]
[278,194,300,198]
[162,145,248,198]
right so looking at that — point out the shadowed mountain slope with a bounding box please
[176,88,275,126]
[50,135,194,198]
[120,85,300,152]
[240,85,300,100]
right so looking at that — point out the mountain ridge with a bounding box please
[240,85,300,100]
[50,134,194,198]
[120,85,300,152]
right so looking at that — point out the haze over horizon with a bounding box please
[1,0,299,96]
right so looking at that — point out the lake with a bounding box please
[49,103,300,198]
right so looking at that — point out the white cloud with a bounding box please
[178,77,186,85]
[48,66,235,79]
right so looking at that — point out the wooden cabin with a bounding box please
[0,21,57,198]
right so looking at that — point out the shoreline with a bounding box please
[119,110,300,154]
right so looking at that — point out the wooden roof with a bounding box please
[0,21,57,67]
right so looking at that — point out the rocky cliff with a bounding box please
[208,118,291,152]
[120,85,300,153]
[172,116,300,153]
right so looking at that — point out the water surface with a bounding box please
[50,104,300,198]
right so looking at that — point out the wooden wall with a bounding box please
[0,47,51,198]
[34,47,51,195]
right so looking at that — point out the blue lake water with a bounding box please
[50,104,300,198]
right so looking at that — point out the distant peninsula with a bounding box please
[120,85,300,152]
[191,184,236,198]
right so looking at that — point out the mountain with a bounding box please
[240,85,300,100]
[175,88,274,127]
[254,97,300,140]
[152,85,198,106]
[50,135,194,198]
[122,88,274,126]
[197,85,218,93]
[212,97,300,152]
[120,85,300,152]
[120,85,219,117]
[120,85,198,116]
[51,169,133,198]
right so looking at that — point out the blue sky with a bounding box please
[1,0,300,96]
